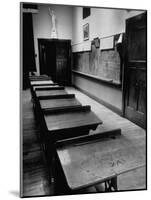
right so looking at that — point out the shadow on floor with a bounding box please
[9,190,19,197]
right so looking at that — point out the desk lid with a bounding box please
[56,130,145,190]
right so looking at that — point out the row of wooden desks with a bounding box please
[29,77,145,194]
[30,79,102,141]
[30,80,59,98]
[30,78,102,154]
[34,95,102,142]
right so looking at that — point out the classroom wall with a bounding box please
[72,7,126,52]
[32,4,73,74]
[72,72,122,112]
[31,5,145,113]
[72,8,145,51]
[72,7,145,112]
[73,49,121,83]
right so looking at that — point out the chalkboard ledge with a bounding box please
[72,70,122,87]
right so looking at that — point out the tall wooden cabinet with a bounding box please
[38,39,71,86]
[124,12,147,129]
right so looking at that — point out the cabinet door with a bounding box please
[56,42,71,85]
[124,12,147,129]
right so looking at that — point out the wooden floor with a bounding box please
[22,89,54,197]
[21,87,146,197]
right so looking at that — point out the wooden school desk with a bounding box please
[32,89,69,115]
[29,75,52,81]
[39,96,82,111]
[30,82,58,98]
[34,89,68,100]
[43,105,102,143]
[41,105,103,175]
[54,129,145,194]
[30,80,54,86]
[32,85,60,91]
[35,95,83,150]
[34,94,80,125]
[32,86,64,97]
[34,86,64,91]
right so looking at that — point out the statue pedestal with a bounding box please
[51,29,57,39]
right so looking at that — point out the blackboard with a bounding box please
[73,33,123,84]
[73,49,120,83]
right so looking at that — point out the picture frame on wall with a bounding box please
[83,23,89,41]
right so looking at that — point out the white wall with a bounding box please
[32,5,145,73]
[72,7,145,52]
[32,4,73,74]
[72,7,125,52]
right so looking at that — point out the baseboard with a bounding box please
[73,85,123,116]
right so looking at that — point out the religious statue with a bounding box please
[49,8,58,38]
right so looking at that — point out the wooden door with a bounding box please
[56,41,71,86]
[38,42,47,75]
[23,13,36,89]
[23,13,36,72]
[124,12,147,129]
[38,40,56,79]
[38,39,71,85]
[45,41,56,80]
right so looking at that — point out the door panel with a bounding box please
[124,12,147,129]
[39,43,47,75]
[56,42,71,85]
[125,68,146,128]
[128,28,146,61]
[127,68,137,110]
[46,42,56,80]
[137,69,146,114]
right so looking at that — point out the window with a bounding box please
[83,7,90,19]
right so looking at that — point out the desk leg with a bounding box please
[104,176,118,192]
